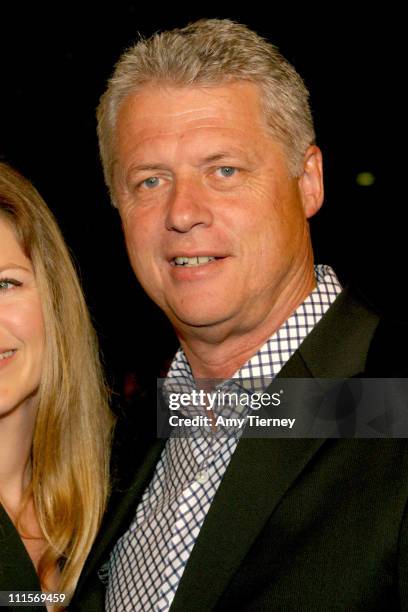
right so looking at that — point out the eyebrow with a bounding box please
[202,152,243,163]
[128,163,171,174]
[0,263,32,274]
[128,151,249,174]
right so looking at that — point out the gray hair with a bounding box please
[97,19,316,200]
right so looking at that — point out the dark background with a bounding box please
[0,5,403,395]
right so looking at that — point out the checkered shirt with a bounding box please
[105,265,342,611]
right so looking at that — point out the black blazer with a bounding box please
[70,287,408,611]
[0,504,45,611]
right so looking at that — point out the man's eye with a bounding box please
[216,167,238,178]
[141,176,161,189]
[0,278,22,291]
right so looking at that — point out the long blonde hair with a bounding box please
[0,162,114,598]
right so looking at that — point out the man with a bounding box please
[71,19,408,611]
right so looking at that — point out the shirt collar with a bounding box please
[167,264,342,389]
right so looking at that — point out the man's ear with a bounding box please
[298,145,324,219]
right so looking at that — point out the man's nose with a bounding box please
[165,176,213,233]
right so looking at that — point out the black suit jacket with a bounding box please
[70,287,408,611]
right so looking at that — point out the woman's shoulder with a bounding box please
[0,504,42,593]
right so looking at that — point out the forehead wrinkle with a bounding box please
[119,93,268,142]
[120,95,232,131]
[122,122,267,160]
[121,119,257,147]
[155,106,222,120]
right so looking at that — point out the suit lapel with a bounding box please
[296,286,380,379]
[171,288,380,610]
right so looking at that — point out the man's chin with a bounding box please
[167,306,231,332]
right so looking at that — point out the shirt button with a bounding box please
[196,470,209,484]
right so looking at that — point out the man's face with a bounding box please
[114,82,322,338]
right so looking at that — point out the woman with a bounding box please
[0,162,114,604]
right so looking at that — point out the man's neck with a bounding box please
[178,268,317,379]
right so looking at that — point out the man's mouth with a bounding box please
[0,349,17,361]
[172,256,218,267]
